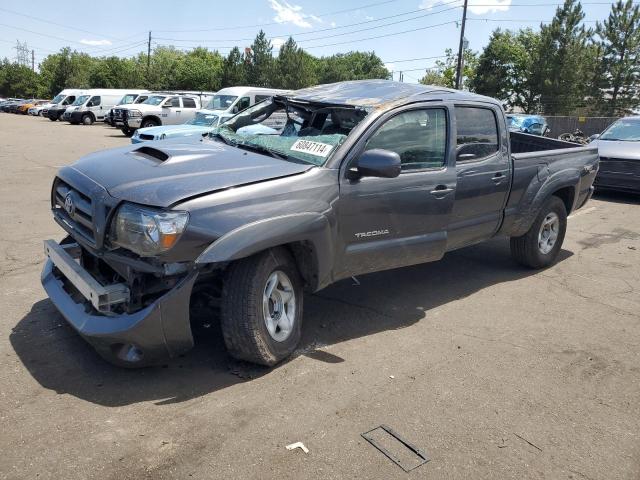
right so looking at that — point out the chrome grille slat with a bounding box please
[53,178,96,242]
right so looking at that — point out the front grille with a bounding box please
[114,108,125,120]
[599,157,640,176]
[139,134,155,140]
[53,178,96,242]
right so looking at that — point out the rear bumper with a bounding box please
[41,239,197,367]
[595,172,640,193]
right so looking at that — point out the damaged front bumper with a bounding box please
[41,239,198,367]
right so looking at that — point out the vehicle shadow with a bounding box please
[593,190,640,205]
[10,238,573,407]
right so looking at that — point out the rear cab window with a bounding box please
[182,98,197,108]
[455,106,499,162]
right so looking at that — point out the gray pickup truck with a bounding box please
[42,80,599,367]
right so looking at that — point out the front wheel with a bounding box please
[120,128,134,137]
[48,116,57,122]
[82,114,94,125]
[141,118,159,128]
[510,196,567,269]
[220,248,303,366]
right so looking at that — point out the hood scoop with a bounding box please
[133,146,169,163]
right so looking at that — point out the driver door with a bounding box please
[336,105,456,278]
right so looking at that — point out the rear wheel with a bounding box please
[510,196,567,268]
[220,248,303,366]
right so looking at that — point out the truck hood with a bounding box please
[592,139,640,160]
[66,140,313,207]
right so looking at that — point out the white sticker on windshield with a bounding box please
[290,139,333,157]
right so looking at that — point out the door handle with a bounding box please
[430,185,454,197]
[491,172,505,182]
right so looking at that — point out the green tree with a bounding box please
[0,59,41,97]
[470,29,542,112]
[174,47,224,91]
[419,48,477,90]
[275,37,317,89]
[221,47,247,87]
[533,0,594,115]
[316,51,388,84]
[144,46,184,90]
[246,30,274,87]
[595,0,640,114]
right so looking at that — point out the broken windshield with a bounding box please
[208,98,368,166]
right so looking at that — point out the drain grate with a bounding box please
[361,425,430,472]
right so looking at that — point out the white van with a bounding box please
[199,87,290,127]
[40,89,86,117]
[63,89,149,125]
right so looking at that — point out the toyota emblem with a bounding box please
[64,193,76,217]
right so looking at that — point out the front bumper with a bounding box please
[595,164,640,193]
[69,111,85,123]
[126,117,142,128]
[41,239,197,367]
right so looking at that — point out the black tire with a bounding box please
[120,128,134,137]
[48,116,57,122]
[141,118,159,128]
[510,195,567,269]
[220,248,303,366]
[82,114,94,125]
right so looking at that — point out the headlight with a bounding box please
[128,110,142,117]
[109,204,189,257]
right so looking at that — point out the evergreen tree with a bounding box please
[221,47,247,87]
[275,37,316,89]
[246,30,274,87]
[595,0,640,114]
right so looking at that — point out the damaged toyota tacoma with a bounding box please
[42,80,599,367]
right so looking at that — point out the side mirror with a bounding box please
[588,134,600,142]
[353,149,401,178]
[162,103,170,108]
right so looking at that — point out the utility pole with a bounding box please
[147,31,152,80]
[31,49,35,72]
[455,0,468,90]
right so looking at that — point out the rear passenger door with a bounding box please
[181,97,198,121]
[446,104,510,250]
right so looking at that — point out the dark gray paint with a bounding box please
[42,80,600,365]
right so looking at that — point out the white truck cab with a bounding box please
[105,91,150,125]
[63,89,148,125]
[120,92,215,135]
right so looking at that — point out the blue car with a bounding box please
[131,111,222,143]
[507,114,550,136]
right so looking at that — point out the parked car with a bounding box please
[507,114,550,136]
[17,99,48,114]
[42,80,598,368]
[118,92,214,136]
[589,116,640,193]
[5,99,30,114]
[26,100,52,116]
[59,89,147,125]
[45,89,87,121]
[104,91,150,126]
[0,99,24,112]
[131,87,289,143]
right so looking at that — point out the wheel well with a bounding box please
[142,115,161,126]
[82,112,95,121]
[283,241,319,292]
[552,186,575,214]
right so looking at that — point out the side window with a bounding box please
[135,96,148,104]
[236,96,251,112]
[364,109,447,171]
[455,107,499,162]
[64,96,75,105]
[182,97,197,108]
[89,96,100,107]
[165,97,180,108]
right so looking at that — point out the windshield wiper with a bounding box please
[234,142,290,161]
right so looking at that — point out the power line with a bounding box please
[0,6,124,41]
[154,0,401,33]
[383,54,449,63]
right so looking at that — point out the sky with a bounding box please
[0,0,617,84]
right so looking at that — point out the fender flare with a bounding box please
[195,213,335,291]
[511,169,580,236]
[141,115,162,127]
